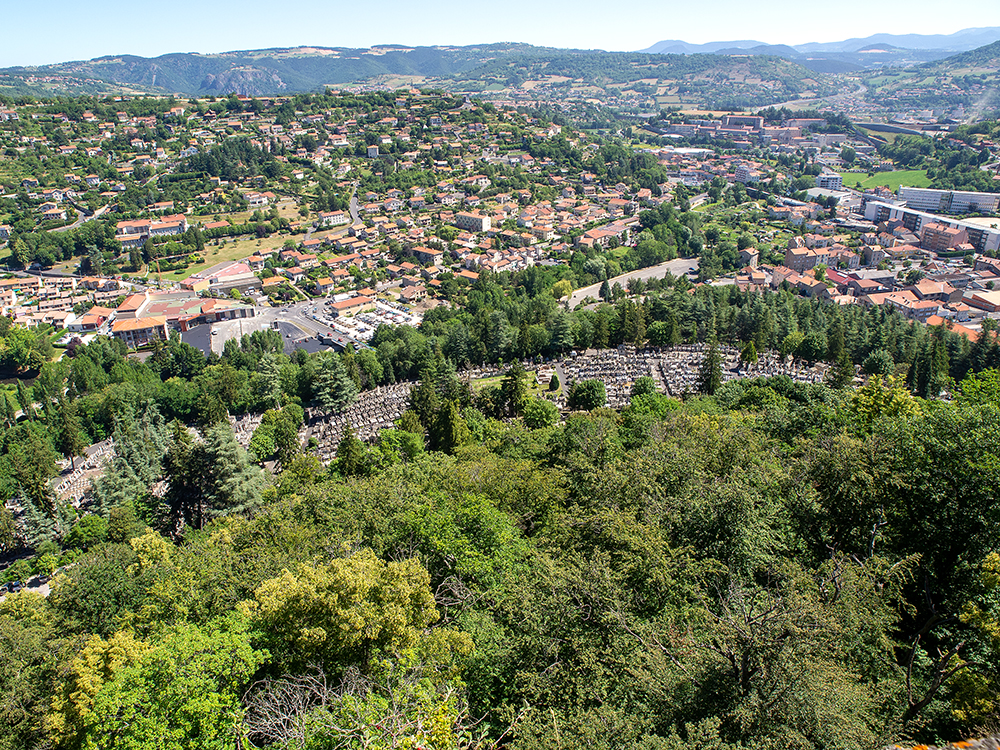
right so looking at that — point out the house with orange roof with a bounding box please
[314,277,336,295]
[329,296,375,318]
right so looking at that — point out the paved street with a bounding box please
[567,256,700,308]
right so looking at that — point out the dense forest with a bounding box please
[2,329,1000,748]
[0,263,999,748]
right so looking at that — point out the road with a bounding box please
[567,256,700,309]
[51,203,110,233]
[348,184,360,224]
[0,579,50,602]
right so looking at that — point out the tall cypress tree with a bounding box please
[697,341,723,396]
[314,353,358,414]
[336,426,366,477]
[54,400,85,471]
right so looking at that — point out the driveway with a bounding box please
[51,203,110,233]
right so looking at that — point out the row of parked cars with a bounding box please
[0,581,24,595]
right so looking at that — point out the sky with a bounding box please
[3,0,1000,67]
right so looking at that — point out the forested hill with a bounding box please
[3,331,1000,748]
[0,44,833,107]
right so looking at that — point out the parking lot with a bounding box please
[175,296,421,356]
[308,298,422,344]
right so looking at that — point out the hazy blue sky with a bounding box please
[3,0,1000,67]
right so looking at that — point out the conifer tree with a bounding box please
[697,341,723,396]
[54,400,85,471]
[336,426,366,477]
[314,353,358,414]
[431,399,471,455]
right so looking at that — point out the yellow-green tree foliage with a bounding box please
[245,548,438,667]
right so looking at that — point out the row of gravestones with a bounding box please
[302,345,835,462]
[53,441,115,506]
[558,347,659,409]
[304,383,414,462]
[230,413,265,451]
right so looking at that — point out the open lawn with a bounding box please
[157,234,290,282]
[471,371,562,399]
[836,169,931,191]
[46,233,286,280]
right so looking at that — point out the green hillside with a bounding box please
[862,39,1000,112]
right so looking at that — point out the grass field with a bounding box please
[160,235,290,281]
[471,371,561,398]
[836,169,931,191]
[46,233,296,280]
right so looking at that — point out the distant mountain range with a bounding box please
[1,31,999,112]
[639,27,1000,72]
[0,44,835,104]
[0,44,546,98]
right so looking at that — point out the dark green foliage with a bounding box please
[697,342,723,395]
[567,378,606,410]
[336,426,366,477]
[313,352,358,414]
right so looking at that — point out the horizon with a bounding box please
[3,0,1000,68]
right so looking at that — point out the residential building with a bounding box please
[863,202,1000,253]
[899,186,1000,214]
[816,173,844,191]
[329,296,375,317]
[920,222,969,252]
[111,316,169,349]
[454,211,491,233]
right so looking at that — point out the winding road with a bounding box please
[51,203,110,232]
[567,256,700,309]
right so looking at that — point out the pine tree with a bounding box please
[7,423,57,517]
[697,341,723,396]
[593,314,610,349]
[501,362,529,417]
[16,379,35,420]
[201,422,265,522]
[828,350,855,390]
[336,426,366,477]
[257,353,284,410]
[272,412,300,469]
[129,244,142,271]
[0,391,15,427]
[340,346,362,389]
[399,409,424,435]
[54,400,85,471]
[408,370,440,429]
[432,400,471,455]
[162,420,199,529]
[313,353,358,414]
